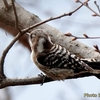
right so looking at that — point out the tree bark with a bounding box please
[0,0,100,60]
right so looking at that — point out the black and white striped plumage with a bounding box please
[29,29,99,80]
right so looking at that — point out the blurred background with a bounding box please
[0,0,100,100]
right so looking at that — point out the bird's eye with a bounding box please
[30,34,32,39]
[30,34,35,39]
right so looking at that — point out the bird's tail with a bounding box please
[83,61,100,79]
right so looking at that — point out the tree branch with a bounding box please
[0,69,100,89]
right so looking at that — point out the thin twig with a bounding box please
[72,36,100,40]
[94,1,100,13]
[78,0,100,17]
[22,4,83,33]
[0,0,22,78]
[3,0,12,10]
[65,33,100,40]
[0,33,24,76]
[11,0,21,33]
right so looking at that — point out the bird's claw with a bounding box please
[38,73,46,85]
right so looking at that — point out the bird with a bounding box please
[28,29,100,80]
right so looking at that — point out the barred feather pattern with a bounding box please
[37,44,93,74]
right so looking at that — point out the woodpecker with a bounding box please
[28,29,100,80]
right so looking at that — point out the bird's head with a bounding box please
[28,29,53,54]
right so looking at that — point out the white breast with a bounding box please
[37,38,45,53]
